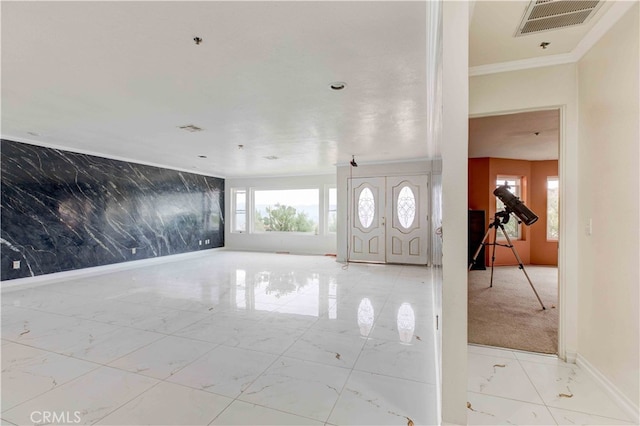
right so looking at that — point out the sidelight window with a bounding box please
[547,177,559,241]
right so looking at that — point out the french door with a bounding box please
[349,175,429,265]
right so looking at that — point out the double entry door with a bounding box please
[349,175,429,265]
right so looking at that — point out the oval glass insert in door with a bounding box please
[397,186,416,229]
[358,187,375,228]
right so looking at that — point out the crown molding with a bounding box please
[469,0,637,77]
[469,53,575,77]
[1,134,226,179]
[572,0,637,61]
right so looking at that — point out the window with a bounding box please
[254,189,319,233]
[547,177,559,240]
[232,189,246,232]
[327,187,337,233]
[496,176,521,240]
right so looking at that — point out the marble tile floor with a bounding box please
[4,251,631,426]
[1,251,440,425]
[467,345,636,425]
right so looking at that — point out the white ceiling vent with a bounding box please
[515,0,603,36]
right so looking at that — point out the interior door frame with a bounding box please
[468,105,564,359]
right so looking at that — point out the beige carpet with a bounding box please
[468,265,558,354]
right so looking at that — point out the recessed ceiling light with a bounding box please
[198,155,207,158]
[330,82,346,91]
[540,42,550,49]
[27,131,40,137]
[264,156,279,160]
[238,145,244,150]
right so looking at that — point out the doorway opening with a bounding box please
[467,108,560,355]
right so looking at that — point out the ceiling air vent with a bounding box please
[515,0,603,36]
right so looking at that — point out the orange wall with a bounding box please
[530,160,559,265]
[468,158,558,266]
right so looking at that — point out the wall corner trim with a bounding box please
[576,353,640,424]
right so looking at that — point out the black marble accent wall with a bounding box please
[1,140,224,281]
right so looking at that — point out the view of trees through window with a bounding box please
[254,189,319,233]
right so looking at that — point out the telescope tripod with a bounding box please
[469,211,546,310]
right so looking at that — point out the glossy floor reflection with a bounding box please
[2,251,440,425]
[467,345,636,425]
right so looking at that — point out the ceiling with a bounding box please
[469,0,613,68]
[1,1,625,176]
[1,1,429,178]
[468,0,620,160]
[469,109,559,160]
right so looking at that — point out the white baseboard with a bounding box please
[1,248,223,292]
[565,350,578,364]
[576,353,639,424]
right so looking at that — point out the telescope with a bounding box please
[468,183,546,310]
[493,184,538,226]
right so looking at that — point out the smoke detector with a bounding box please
[515,0,603,36]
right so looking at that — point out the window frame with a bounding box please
[325,184,337,235]
[231,188,247,233]
[251,187,321,235]
[546,176,559,241]
[495,175,523,240]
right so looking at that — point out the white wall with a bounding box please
[440,1,470,424]
[576,3,639,416]
[225,174,336,255]
[469,5,640,418]
[469,63,580,361]
[335,160,436,262]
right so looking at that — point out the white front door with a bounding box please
[386,175,429,265]
[350,177,386,263]
[349,175,429,265]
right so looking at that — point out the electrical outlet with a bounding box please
[586,218,592,236]
[12,260,20,270]
[199,240,202,246]
[131,248,136,255]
